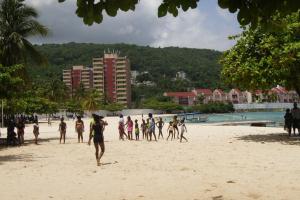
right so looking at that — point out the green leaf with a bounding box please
[158,3,168,17]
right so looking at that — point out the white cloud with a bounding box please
[25,0,241,51]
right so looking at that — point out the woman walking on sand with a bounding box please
[125,116,134,140]
[59,117,67,144]
[75,116,84,143]
[89,115,107,166]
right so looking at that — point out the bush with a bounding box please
[141,98,183,112]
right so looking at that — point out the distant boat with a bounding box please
[178,112,208,123]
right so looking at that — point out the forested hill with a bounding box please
[30,43,224,89]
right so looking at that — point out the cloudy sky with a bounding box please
[26,0,242,51]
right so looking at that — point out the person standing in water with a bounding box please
[156,117,164,139]
[75,116,84,143]
[89,115,107,166]
[179,119,188,142]
[59,117,67,144]
[33,122,39,144]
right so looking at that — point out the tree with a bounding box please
[0,0,48,67]
[221,12,300,95]
[196,94,205,104]
[58,0,300,28]
[82,89,102,112]
[0,64,24,99]
[103,103,125,112]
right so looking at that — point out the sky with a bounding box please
[26,0,242,51]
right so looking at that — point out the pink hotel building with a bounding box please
[63,53,131,108]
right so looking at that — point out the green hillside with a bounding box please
[29,43,225,102]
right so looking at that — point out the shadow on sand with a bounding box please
[236,133,300,146]
[0,137,60,151]
[0,153,35,165]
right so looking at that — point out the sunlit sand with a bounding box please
[1,116,300,200]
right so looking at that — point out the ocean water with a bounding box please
[206,112,284,123]
[162,112,285,125]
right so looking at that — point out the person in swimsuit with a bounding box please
[156,117,164,139]
[75,116,84,143]
[16,118,25,145]
[118,114,127,140]
[292,102,300,135]
[125,116,133,140]
[141,119,146,140]
[179,119,188,142]
[89,115,107,166]
[59,117,67,144]
[33,122,39,144]
[134,119,139,140]
[173,116,179,139]
[149,118,157,141]
[167,121,174,141]
[145,118,150,140]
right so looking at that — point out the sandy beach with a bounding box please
[1,116,300,200]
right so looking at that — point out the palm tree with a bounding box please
[82,89,102,113]
[0,0,48,67]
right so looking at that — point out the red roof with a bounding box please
[165,92,196,98]
[195,88,213,95]
[271,87,287,94]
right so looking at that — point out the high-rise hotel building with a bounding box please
[93,53,131,107]
[63,65,93,94]
[63,53,131,108]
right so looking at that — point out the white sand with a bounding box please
[1,116,300,200]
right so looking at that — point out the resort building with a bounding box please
[62,65,93,95]
[242,91,253,103]
[164,85,299,106]
[92,53,131,107]
[212,89,227,102]
[227,88,246,104]
[192,88,213,104]
[164,92,196,106]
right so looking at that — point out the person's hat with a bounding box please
[99,116,104,120]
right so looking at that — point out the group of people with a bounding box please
[284,102,300,136]
[118,113,188,143]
